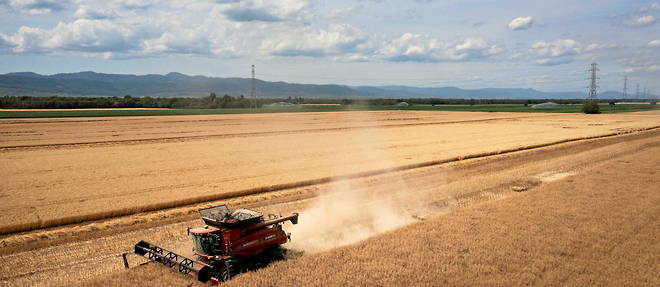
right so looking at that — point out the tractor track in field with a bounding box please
[1,127,659,286]
[0,115,542,151]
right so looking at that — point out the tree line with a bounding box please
[0,94,644,109]
[0,94,261,109]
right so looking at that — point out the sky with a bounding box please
[0,0,659,94]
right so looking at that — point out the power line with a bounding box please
[622,76,628,99]
[587,62,599,100]
[250,64,256,108]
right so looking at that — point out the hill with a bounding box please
[0,71,626,99]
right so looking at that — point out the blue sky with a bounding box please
[0,0,658,94]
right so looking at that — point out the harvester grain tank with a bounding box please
[131,205,299,283]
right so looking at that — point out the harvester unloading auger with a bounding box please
[127,205,299,283]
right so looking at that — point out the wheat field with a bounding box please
[1,110,659,235]
[224,141,660,286]
[62,124,660,287]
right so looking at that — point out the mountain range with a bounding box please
[0,71,626,99]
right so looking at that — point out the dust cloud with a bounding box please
[286,179,416,253]
[286,111,433,253]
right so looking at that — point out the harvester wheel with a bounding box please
[216,260,238,282]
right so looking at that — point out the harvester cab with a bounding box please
[130,205,299,283]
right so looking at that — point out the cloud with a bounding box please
[224,8,282,22]
[261,24,370,57]
[530,39,581,57]
[529,39,582,65]
[0,17,243,58]
[0,34,14,51]
[115,0,153,10]
[624,65,660,73]
[3,26,50,53]
[140,23,242,57]
[379,33,443,62]
[326,5,363,20]
[619,49,660,74]
[534,57,573,66]
[638,3,660,12]
[73,5,116,19]
[142,31,210,55]
[222,0,308,22]
[263,29,504,63]
[22,19,136,53]
[625,15,657,27]
[380,34,502,62]
[584,43,619,52]
[8,0,67,14]
[508,16,534,30]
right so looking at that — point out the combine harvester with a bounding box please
[128,205,299,283]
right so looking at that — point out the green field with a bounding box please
[0,104,656,118]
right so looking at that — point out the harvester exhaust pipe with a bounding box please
[134,240,214,282]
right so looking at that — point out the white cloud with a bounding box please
[114,0,153,10]
[529,39,582,65]
[8,0,67,14]
[0,33,16,51]
[488,45,504,55]
[221,0,308,22]
[141,22,242,57]
[530,39,581,57]
[649,40,660,47]
[455,37,487,51]
[508,16,534,31]
[0,1,282,58]
[584,43,619,52]
[379,34,502,62]
[1,17,229,58]
[326,5,363,20]
[4,26,50,53]
[625,15,657,27]
[379,33,443,62]
[619,51,660,74]
[73,5,116,19]
[624,65,660,73]
[261,24,370,57]
[638,3,660,12]
[9,19,138,54]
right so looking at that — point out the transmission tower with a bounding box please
[622,76,628,99]
[586,62,599,100]
[636,83,640,98]
[250,64,256,108]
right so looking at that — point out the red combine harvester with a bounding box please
[131,205,299,283]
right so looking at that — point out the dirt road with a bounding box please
[1,123,658,286]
